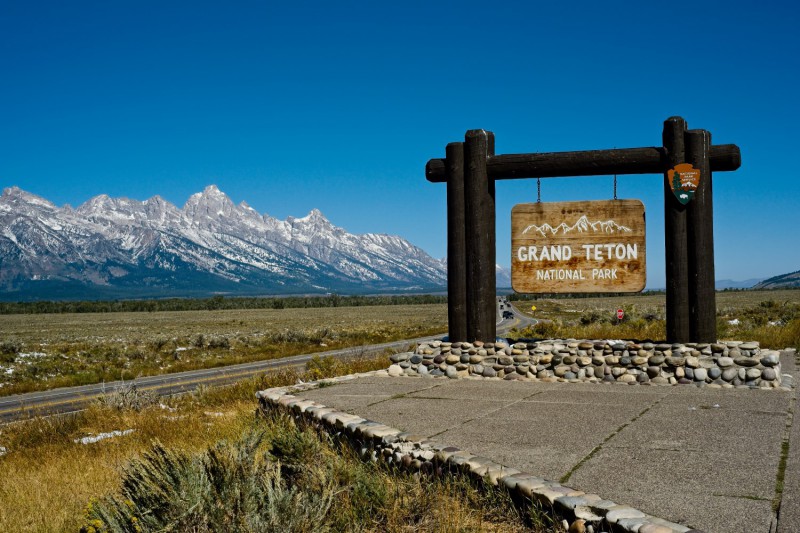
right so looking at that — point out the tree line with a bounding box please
[0,294,448,315]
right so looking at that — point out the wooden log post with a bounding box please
[464,129,496,342]
[487,131,496,338]
[663,116,691,343]
[686,129,717,342]
[445,142,467,342]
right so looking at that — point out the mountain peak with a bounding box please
[185,184,229,202]
[145,194,165,204]
[76,193,122,214]
[303,208,325,220]
[1,186,57,208]
[183,185,236,219]
[288,208,332,227]
[84,193,112,205]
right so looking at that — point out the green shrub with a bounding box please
[206,336,231,349]
[100,383,158,412]
[81,430,334,533]
[329,452,388,527]
[305,355,338,380]
[579,310,610,325]
[79,407,558,533]
[526,320,563,339]
[643,312,661,322]
[147,336,170,352]
[0,339,20,362]
[269,423,327,484]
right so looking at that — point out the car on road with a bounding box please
[503,311,513,319]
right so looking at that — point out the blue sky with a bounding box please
[2,0,798,288]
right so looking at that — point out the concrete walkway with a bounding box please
[295,352,798,533]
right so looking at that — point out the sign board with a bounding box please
[668,163,701,205]
[511,199,646,293]
[617,308,624,320]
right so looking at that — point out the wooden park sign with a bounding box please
[511,200,646,293]
[425,117,741,344]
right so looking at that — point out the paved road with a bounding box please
[0,335,440,423]
[499,300,538,332]
[0,300,531,423]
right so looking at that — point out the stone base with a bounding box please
[388,339,787,390]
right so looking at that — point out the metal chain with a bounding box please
[613,146,618,200]
[537,178,541,203]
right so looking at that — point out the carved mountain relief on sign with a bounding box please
[522,215,632,237]
[511,200,646,293]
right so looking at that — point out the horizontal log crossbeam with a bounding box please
[426,144,741,182]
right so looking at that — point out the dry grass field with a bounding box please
[514,290,799,319]
[510,289,800,350]
[0,356,557,533]
[0,292,798,531]
[0,304,448,396]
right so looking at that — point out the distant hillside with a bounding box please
[754,270,800,290]
[496,265,511,288]
[716,278,765,290]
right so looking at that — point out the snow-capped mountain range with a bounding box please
[0,185,453,300]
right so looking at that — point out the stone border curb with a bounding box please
[256,372,703,533]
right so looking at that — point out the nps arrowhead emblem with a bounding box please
[667,163,701,205]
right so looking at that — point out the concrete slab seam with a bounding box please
[560,393,669,485]
[427,389,547,439]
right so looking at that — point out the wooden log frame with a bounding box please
[427,117,741,343]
